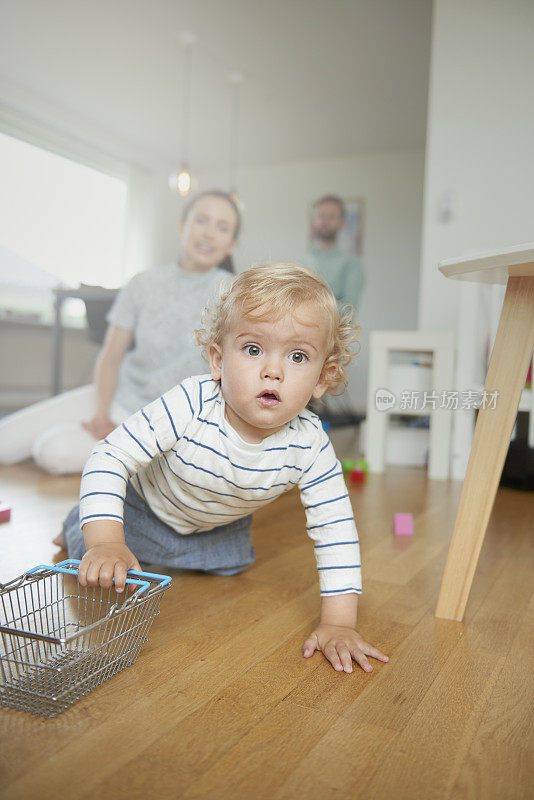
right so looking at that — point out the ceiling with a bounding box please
[0,0,432,170]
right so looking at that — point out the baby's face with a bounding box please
[208,302,334,443]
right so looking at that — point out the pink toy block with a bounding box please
[393,512,413,536]
[0,503,11,523]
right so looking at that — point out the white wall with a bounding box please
[419,0,534,331]
[154,149,425,411]
[418,0,534,477]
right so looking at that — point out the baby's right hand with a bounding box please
[78,543,141,593]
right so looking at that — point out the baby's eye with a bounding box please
[289,351,308,364]
[244,344,262,357]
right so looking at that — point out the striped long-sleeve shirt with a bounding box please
[79,375,362,596]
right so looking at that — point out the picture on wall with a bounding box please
[337,197,365,256]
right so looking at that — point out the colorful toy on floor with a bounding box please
[343,457,369,485]
[349,468,365,485]
[393,512,414,536]
[0,503,11,523]
[342,457,368,474]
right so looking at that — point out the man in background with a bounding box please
[305,195,365,311]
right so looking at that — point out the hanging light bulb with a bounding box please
[168,167,192,195]
[169,31,197,194]
[177,168,191,195]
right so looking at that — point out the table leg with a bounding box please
[435,276,534,621]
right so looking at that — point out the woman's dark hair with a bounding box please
[217,255,235,273]
[181,190,242,239]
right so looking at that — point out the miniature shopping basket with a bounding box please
[0,559,171,718]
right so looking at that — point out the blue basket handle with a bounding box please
[26,559,171,594]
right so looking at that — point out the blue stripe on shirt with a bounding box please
[314,540,359,548]
[179,383,194,415]
[103,451,133,476]
[132,474,149,504]
[300,462,337,488]
[264,443,312,452]
[80,491,125,501]
[197,416,228,437]
[170,451,298,492]
[179,436,303,473]
[83,469,128,483]
[307,517,354,531]
[122,423,154,459]
[301,441,330,475]
[304,493,349,510]
[154,460,241,519]
[301,467,341,491]
[80,513,123,523]
[161,453,280,505]
[298,414,318,429]
[162,394,181,439]
[148,463,202,524]
[141,410,164,452]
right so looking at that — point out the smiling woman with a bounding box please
[0,190,242,475]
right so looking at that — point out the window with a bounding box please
[0,131,128,322]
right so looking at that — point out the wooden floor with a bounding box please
[0,460,533,800]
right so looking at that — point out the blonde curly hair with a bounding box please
[195,262,360,394]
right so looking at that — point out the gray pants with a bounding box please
[62,482,255,576]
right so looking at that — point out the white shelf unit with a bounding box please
[365,330,455,480]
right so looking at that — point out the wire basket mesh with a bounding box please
[0,559,171,718]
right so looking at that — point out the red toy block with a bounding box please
[0,503,11,523]
[393,512,413,536]
[349,468,365,485]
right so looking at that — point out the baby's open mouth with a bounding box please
[257,390,281,406]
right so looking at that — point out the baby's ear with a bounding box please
[311,361,338,399]
[208,343,223,381]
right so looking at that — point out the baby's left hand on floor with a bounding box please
[302,624,389,674]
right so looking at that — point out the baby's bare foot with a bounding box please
[53,531,65,548]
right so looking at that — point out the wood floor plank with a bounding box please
[1,461,532,800]
[271,720,398,800]
[1,586,323,799]
[360,639,507,800]
[461,604,534,753]
[80,624,324,799]
[0,581,290,782]
[337,611,463,730]
[362,501,457,586]
[450,738,534,800]
[173,702,341,800]
[462,555,534,656]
